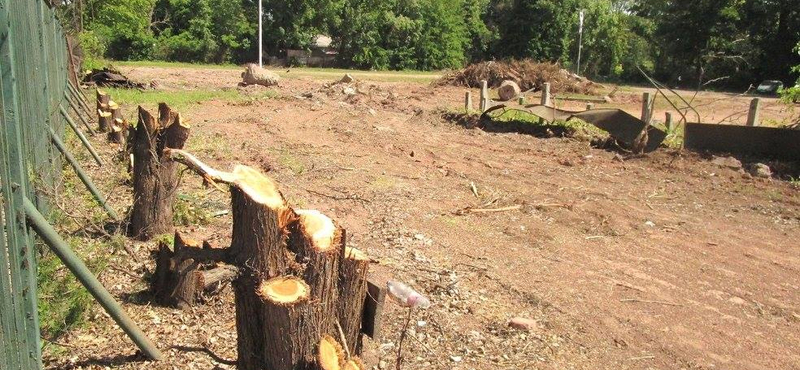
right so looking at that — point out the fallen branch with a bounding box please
[620,298,681,307]
[457,205,522,215]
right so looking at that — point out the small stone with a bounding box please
[644,221,656,227]
[378,360,387,369]
[450,355,463,362]
[509,317,539,331]
[340,73,354,83]
[711,156,742,170]
[747,163,771,178]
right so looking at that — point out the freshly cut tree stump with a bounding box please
[108,101,123,124]
[343,358,365,370]
[108,118,128,145]
[98,110,112,132]
[165,149,375,370]
[96,89,109,112]
[318,335,345,370]
[128,104,190,240]
[337,245,370,354]
[152,231,238,308]
[288,210,343,340]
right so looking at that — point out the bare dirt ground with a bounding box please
[44,66,799,370]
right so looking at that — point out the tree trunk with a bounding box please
[128,104,190,240]
[96,89,109,113]
[107,117,128,145]
[164,149,368,370]
[337,244,370,354]
[98,110,112,132]
[109,101,123,125]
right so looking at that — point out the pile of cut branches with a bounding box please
[436,60,599,95]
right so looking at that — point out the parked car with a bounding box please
[755,80,784,95]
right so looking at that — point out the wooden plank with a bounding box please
[361,280,386,340]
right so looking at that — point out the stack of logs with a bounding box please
[97,88,375,369]
[152,149,372,369]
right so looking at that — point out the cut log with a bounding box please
[498,80,521,101]
[151,231,237,308]
[128,104,190,240]
[98,110,112,132]
[337,245,369,354]
[96,89,109,113]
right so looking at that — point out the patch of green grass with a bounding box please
[105,87,278,111]
[174,192,213,226]
[278,151,306,175]
[112,60,240,70]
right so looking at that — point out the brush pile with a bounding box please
[437,60,599,95]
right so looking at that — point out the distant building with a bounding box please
[284,34,337,67]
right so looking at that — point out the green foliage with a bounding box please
[336,0,471,70]
[63,0,800,86]
[780,42,799,103]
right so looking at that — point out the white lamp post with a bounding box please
[577,10,584,75]
[258,0,263,67]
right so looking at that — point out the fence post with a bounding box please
[59,105,103,166]
[586,103,594,110]
[665,112,674,133]
[746,98,761,127]
[68,81,93,117]
[23,197,162,361]
[541,83,551,106]
[480,80,488,112]
[518,96,526,105]
[464,91,472,113]
[641,92,652,123]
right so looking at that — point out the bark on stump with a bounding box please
[128,104,190,240]
[337,246,370,354]
[165,149,368,370]
[109,101,123,124]
[151,231,237,308]
[98,110,112,132]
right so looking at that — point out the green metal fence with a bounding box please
[2,3,163,368]
[1,1,70,368]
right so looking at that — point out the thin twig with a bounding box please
[457,204,522,214]
[336,321,351,360]
[620,298,681,307]
[396,308,414,370]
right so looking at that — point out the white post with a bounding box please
[258,0,263,67]
[577,10,584,75]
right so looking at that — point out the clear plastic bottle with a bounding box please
[386,281,430,309]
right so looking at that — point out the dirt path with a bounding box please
[44,66,799,370]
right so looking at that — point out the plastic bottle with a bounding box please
[386,281,430,309]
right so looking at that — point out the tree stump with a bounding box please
[128,104,190,240]
[109,101,123,124]
[108,118,128,145]
[98,110,112,132]
[337,245,370,354]
[151,231,237,308]
[96,89,109,112]
[165,149,369,370]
